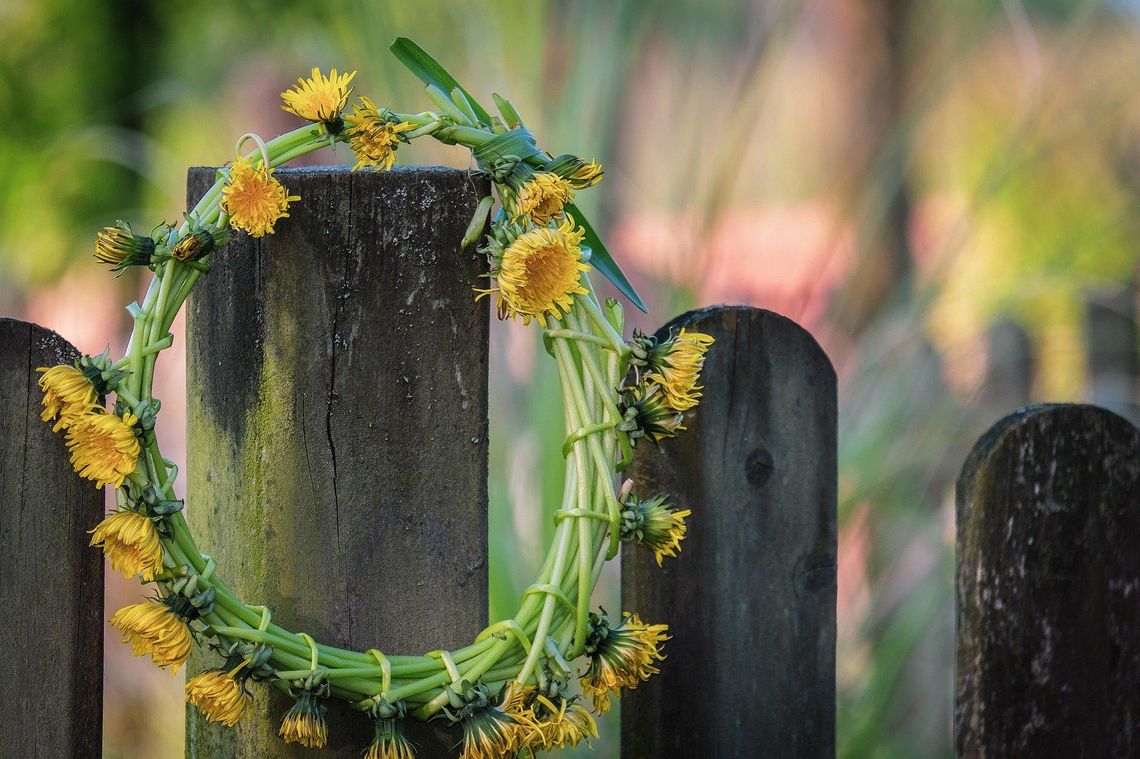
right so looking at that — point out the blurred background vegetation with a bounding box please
[2,0,1138,756]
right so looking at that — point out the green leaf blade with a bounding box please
[389,37,493,125]
[568,203,648,313]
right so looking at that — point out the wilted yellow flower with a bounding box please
[514,172,574,225]
[281,67,355,124]
[503,687,597,752]
[221,155,299,238]
[364,715,416,759]
[37,364,98,432]
[279,692,329,749]
[110,599,193,671]
[620,494,691,566]
[458,700,519,759]
[65,411,140,488]
[645,328,715,411]
[580,611,669,714]
[345,97,413,171]
[186,663,252,727]
[89,510,164,580]
[617,384,685,445]
[481,217,589,328]
[94,222,155,272]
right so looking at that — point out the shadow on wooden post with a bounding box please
[185,167,490,758]
[621,306,838,759]
[0,319,104,756]
[956,404,1140,757]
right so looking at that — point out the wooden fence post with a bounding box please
[185,167,490,758]
[0,318,104,756]
[956,403,1140,757]
[621,306,838,759]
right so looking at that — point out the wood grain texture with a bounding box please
[621,306,838,759]
[956,404,1140,758]
[185,167,490,758]
[0,318,104,757]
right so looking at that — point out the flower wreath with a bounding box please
[38,39,713,758]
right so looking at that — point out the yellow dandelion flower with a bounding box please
[37,364,99,432]
[279,692,328,749]
[514,172,574,226]
[89,510,164,580]
[94,221,155,272]
[221,155,300,239]
[281,67,355,125]
[580,610,669,714]
[483,217,589,328]
[620,494,691,566]
[645,328,715,411]
[504,687,597,752]
[186,663,252,727]
[110,599,193,671]
[65,410,140,489]
[345,97,413,171]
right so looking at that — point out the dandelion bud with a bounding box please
[172,227,228,262]
[617,384,684,445]
[543,154,604,189]
[94,221,155,272]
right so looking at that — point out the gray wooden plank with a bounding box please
[185,166,490,758]
[955,403,1140,758]
[621,306,838,759]
[0,318,104,757]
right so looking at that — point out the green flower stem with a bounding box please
[554,340,602,662]
[543,328,611,349]
[576,293,628,356]
[552,335,622,558]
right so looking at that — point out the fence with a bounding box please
[0,167,1136,758]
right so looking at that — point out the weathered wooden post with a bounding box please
[621,307,838,758]
[185,167,490,758]
[956,404,1140,757]
[0,319,104,756]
